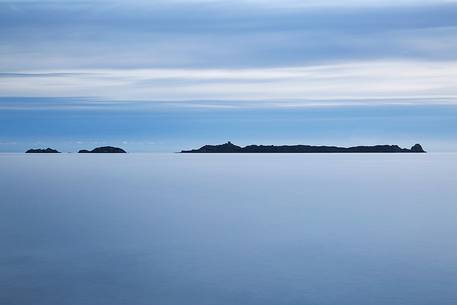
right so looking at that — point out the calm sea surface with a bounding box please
[1,153,456,305]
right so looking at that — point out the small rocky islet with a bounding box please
[78,146,127,153]
[26,148,60,153]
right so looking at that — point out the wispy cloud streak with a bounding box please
[1,61,457,106]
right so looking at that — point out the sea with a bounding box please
[1,153,456,305]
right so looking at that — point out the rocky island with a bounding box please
[26,148,60,153]
[78,146,126,153]
[181,142,426,153]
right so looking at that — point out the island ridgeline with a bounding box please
[26,148,60,153]
[181,142,426,153]
[78,146,126,153]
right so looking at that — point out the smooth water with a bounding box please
[1,153,456,305]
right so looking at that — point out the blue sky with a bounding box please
[1,0,457,152]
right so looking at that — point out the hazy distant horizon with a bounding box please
[1,99,456,152]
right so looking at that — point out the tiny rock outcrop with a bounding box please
[410,144,426,153]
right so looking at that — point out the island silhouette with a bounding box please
[78,146,126,153]
[181,142,426,153]
[25,143,426,154]
[26,148,60,153]
[25,146,126,153]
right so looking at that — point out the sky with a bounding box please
[1,0,457,152]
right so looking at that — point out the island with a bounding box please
[26,148,60,153]
[181,142,426,153]
[78,146,127,153]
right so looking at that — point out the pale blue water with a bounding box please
[1,153,456,305]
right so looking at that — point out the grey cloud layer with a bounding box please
[1,1,457,70]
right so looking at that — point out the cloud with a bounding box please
[0,72,88,78]
[1,61,457,106]
[3,0,456,7]
[1,1,457,109]
[1,1,457,71]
